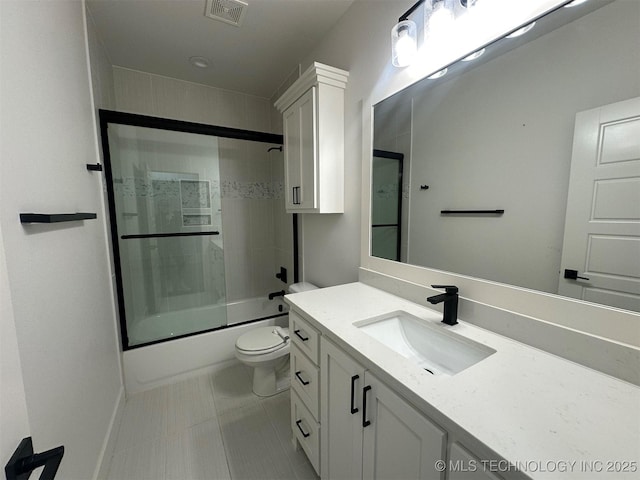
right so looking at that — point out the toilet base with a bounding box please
[252,357,290,397]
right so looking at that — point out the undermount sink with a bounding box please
[355,311,496,376]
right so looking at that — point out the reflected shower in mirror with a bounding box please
[371,0,640,313]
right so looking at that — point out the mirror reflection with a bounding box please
[371,0,640,313]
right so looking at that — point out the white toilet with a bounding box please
[235,282,318,397]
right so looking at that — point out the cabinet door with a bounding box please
[320,337,366,479]
[283,100,301,210]
[283,87,317,211]
[447,443,504,480]
[362,372,447,480]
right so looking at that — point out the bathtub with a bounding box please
[122,296,289,394]
[128,296,285,346]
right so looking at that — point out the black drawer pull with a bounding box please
[362,385,372,428]
[350,374,360,414]
[295,419,310,438]
[295,371,310,386]
[294,329,309,341]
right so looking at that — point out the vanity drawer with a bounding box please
[290,311,320,364]
[291,390,320,475]
[291,345,320,420]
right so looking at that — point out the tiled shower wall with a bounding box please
[112,67,293,303]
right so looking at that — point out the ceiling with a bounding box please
[86,0,354,98]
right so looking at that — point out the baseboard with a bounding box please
[93,386,125,480]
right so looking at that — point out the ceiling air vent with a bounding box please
[205,0,248,27]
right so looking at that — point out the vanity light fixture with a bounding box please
[425,0,455,41]
[391,20,418,67]
[506,22,535,38]
[392,0,476,68]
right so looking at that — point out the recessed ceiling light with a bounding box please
[506,22,535,39]
[462,48,485,62]
[189,56,211,69]
[428,68,448,80]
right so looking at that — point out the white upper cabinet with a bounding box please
[275,62,349,213]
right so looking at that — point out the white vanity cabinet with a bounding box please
[289,311,322,474]
[321,337,447,480]
[447,443,504,480]
[275,62,349,213]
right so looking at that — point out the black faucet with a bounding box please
[268,290,286,300]
[426,285,459,326]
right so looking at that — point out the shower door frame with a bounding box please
[98,109,295,350]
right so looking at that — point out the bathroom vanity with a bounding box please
[285,283,640,480]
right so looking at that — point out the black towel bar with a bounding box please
[20,213,97,223]
[440,210,504,215]
[121,231,220,240]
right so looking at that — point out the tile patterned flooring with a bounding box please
[106,364,319,480]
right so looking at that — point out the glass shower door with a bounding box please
[371,150,404,262]
[106,124,227,347]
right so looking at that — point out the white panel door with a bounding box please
[558,96,640,312]
[320,337,366,480]
[361,372,446,480]
[283,100,302,210]
[298,87,317,210]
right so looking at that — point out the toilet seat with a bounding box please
[235,326,289,356]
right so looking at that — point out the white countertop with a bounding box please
[285,282,640,479]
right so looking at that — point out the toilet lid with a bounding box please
[236,326,289,354]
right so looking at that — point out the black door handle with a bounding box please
[350,374,360,414]
[362,385,372,428]
[295,419,310,438]
[295,371,310,386]
[564,269,590,281]
[294,329,309,341]
[5,437,64,480]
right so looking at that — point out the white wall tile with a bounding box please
[114,67,154,115]
[245,95,271,132]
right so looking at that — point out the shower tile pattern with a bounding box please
[106,364,318,480]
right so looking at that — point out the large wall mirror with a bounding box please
[371,0,640,313]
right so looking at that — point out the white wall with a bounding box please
[298,0,405,287]
[0,222,30,471]
[0,1,122,478]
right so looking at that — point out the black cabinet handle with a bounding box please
[292,186,301,205]
[362,385,372,428]
[294,329,309,341]
[350,374,360,414]
[295,371,310,386]
[295,419,310,438]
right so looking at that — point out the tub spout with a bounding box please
[268,290,285,300]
